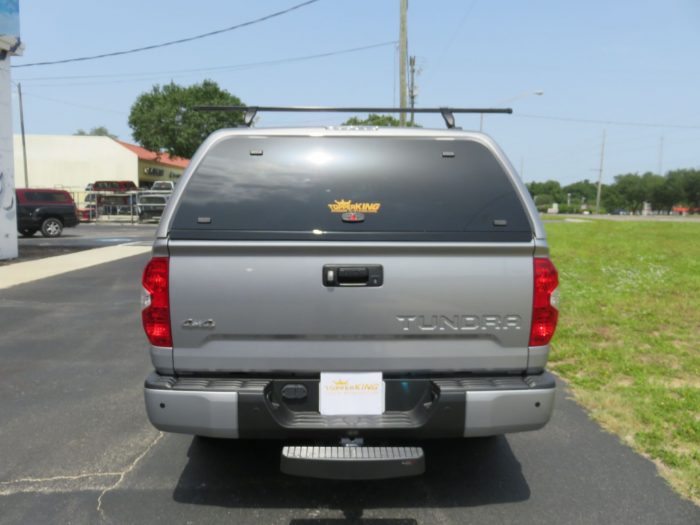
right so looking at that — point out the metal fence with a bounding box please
[65,189,171,223]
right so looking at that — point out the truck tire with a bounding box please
[19,228,37,237]
[40,217,64,238]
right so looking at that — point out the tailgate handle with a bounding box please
[323,265,383,287]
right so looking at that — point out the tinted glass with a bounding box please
[94,182,133,190]
[24,191,71,203]
[98,195,129,204]
[140,196,167,204]
[171,137,532,242]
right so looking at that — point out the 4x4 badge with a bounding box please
[181,318,216,329]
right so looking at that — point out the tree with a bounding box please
[676,169,700,208]
[74,126,117,139]
[601,183,625,212]
[611,172,665,212]
[526,180,566,204]
[342,114,420,127]
[524,169,699,214]
[563,179,597,207]
[652,175,683,212]
[128,80,244,159]
[613,173,646,212]
[639,172,664,208]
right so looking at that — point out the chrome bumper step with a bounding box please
[281,445,425,480]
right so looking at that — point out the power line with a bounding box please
[19,91,128,115]
[12,0,321,68]
[515,112,700,130]
[428,0,478,78]
[15,41,397,84]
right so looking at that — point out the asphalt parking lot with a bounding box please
[20,222,157,244]
[0,238,697,524]
[1,223,157,267]
[1,223,158,265]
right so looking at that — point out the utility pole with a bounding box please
[595,129,606,214]
[399,0,408,126]
[658,136,664,176]
[409,56,416,125]
[392,44,397,107]
[17,82,28,187]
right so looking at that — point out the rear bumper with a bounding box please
[138,208,163,220]
[144,372,556,439]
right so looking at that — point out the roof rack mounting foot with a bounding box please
[244,107,258,127]
[439,107,456,129]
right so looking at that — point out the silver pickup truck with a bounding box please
[141,112,559,479]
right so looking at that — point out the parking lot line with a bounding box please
[0,244,151,290]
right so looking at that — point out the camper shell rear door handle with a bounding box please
[323,265,383,287]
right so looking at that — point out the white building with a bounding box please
[12,135,189,198]
[13,135,138,191]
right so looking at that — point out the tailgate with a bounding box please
[165,133,536,374]
[169,241,533,373]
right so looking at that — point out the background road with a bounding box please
[544,214,700,223]
[0,252,697,524]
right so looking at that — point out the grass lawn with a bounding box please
[545,220,700,505]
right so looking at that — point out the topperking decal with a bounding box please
[327,199,381,213]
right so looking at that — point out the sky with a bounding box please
[7,0,700,186]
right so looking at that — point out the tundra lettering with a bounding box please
[396,315,523,332]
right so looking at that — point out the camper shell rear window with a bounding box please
[170,136,533,242]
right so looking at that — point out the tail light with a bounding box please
[141,257,172,347]
[529,257,559,346]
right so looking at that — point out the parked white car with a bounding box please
[151,181,175,192]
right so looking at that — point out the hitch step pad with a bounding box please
[281,446,425,480]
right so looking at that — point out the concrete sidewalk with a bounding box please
[0,244,151,290]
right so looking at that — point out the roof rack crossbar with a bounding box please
[193,106,513,129]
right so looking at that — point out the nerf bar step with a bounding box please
[280,445,425,480]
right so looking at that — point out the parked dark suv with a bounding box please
[16,189,79,238]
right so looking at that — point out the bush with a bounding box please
[557,204,581,214]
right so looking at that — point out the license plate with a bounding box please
[319,372,385,416]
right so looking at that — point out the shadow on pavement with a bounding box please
[289,517,418,525]
[172,436,530,518]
